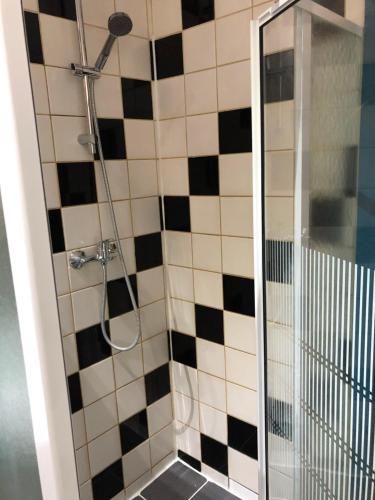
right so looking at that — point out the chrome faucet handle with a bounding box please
[69,240,118,270]
[69,250,97,269]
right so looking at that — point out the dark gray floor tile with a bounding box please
[192,482,240,500]
[141,462,207,500]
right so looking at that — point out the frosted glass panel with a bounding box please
[0,193,42,499]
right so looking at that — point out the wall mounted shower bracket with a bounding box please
[69,240,117,270]
[71,63,101,79]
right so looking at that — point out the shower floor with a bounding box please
[132,461,240,500]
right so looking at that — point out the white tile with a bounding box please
[197,338,225,378]
[85,25,119,75]
[229,479,258,500]
[95,160,129,202]
[88,426,122,476]
[140,299,167,340]
[252,1,274,19]
[142,332,169,373]
[63,333,79,376]
[42,163,60,209]
[110,312,139,349]
[93,74,123,118]
[117,377,146,421]
[125,471,152,498]
[186,113,219,156]
[79,481,93,500]
[147,394,173,436]
[227,382,258,426]
[137,266,165,306]
[53,252,70,296]
[106,237,136,280]
[82,0,115,28]
[217,60,251,111]
[228,449,258,493]
[346,0,365,26]
[30,64,49,114]
[113,342,143,388]
[40,15,80,67]
[265,151,294,197]
[166,231,192,267]
[125,119,156,159]
[149,423,174,465]
[225,348,257,390]
[265,101,294,151]
[76,446,90,485]
[159,158,189,196]
[45,66,85,116]
[263,7,294,54]
[68,245,102,292]
[119,35,151,80]
[168,265,194,301]
[185,69,217,115]
[175,424,201,461]
[194,270,223,309]
[99,200,133,239]
[173,362,198,400]
[224,311,256,354]
[151,0,182,38]
[174,392,199,430]
[122,441,151,487]
[152,452,176,477]
[201,464,228,488]
[62,204,101,250]
[221,197,253,237]
[71,284,103,331]
[58,294,75,336]
[128,160,158,198]
[170,299,195,337]
[22,0,38,10]
[199,403,227,444]
[198,371,226,411]
[72,410,87,449]
[131,197,160,236]
[115,0,149,38]
[80,358,115,406]
[219,153,252,196]
[183,22,216,73]
[36,115,55,162]
[192,234,221,273]
[216,10,251,66]
[222,236,253,278]
[84,393,118,441]
[159,118,187,158]
[215,0,251,17]
[265,197,294,240]
[190,196,220,235]
[155,76,185,119]
[51,116,92,162]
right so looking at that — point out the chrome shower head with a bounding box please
[95,12,133,72]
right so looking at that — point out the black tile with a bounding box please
[154,33,184,79]
[264,50,294,104]
[193,482,240,500]
[164,196,191,232]
[228,415,258,460]
[24,12,44,64]
[172,331,197,368]
[145,363,171,405]
[135,232,163,272]
[223,275,255,317]
[92,459,124,500]
[182,0,215,29]
[195,305,224,344]
[122,78,153,119]
[219,108,252,154]
[314,0,344,15]
[48,209,65,253]
[120,409,149,454]
[57,162,97,207]
[188,156,219,196]
[96,119,126,160]
[107,275,137,319]
[178,450,201,472]
[76,322,111,370]
[200,434,228,476]
[67,373,82,413]
[142,462,206,500]
[38,0,76,20]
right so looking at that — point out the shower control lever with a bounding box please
[69,240,117,270]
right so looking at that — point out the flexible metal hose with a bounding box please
[88,78,141,351]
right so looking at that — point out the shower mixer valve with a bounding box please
[69,240,117,270]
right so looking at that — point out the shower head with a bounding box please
[94,12,133,72]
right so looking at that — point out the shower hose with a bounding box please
[88,78,141,352]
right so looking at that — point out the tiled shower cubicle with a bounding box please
[20,0,359,498]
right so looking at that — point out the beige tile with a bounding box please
[185,69,217,115]
[227,382,258,426]
[265,197,294,240]
[63,334,79,376]
[128,160,158,198]
[221,197,253,237]
[197,338,225,378]
[42,163,60,209]
[183,22,216,73]
[80,358,115,406]
[224,311,256,354]
[229,479,259,499]
[71,284,103,331]
[217,60,251,111]
[36,115,55,163]
[140,300,167,341]
[186,113,219,156]
[174,392,199,430]
[170,299,196,337]
[215,0,251,17]
[119,35,151,80]
[200,403,227,444]
[99,200,132,239]
[219,153,252,196]
[76,446,90,485]
[72,410,86,450]
[346,0,365,26]
[94,160,129,202]
[82,0,115,28]
[115,0,149,38]
[173,361,199,400]
[22,0,38,10]
[84,393,118,441]
[85,25,119,75]
[253,1,274,20]
[159,118,187,158]
[216,10,251,66]
[113,343,143,388]
[93,74,123,118]
[88,426,122,476]
[225,347,257,390]
[122,441,151,487]
[147,394,173,436]
[190,196,220,235]
[62,204,101,250]
[30,64,49,114]
[202,464,228,489]
[198,371,226,411]
[40,15,80,67]
[192,234,221,272]
[159,158,189,196]
[166,231,192,267]
[149,423,174,465]
[131,196,160,236]
[124,119,156,159]
[45,66,85,116]
[58,294,74,336]
[194,270,223,309]
[168,265,194,301]
[265,151,294,197]
[117,377,146,421]
[263,7,294,54]
[151,0,182,38]
[228,448,258,493]
[51,116,92,162]
[53,252,70,296]
[222,236,253,278]
[155,76,185,119]
[265,101,294,151]
[176,424,201,460]
[142,332,169,374]
[137,266,165,306]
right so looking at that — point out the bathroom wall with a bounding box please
[22,1,174,498]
